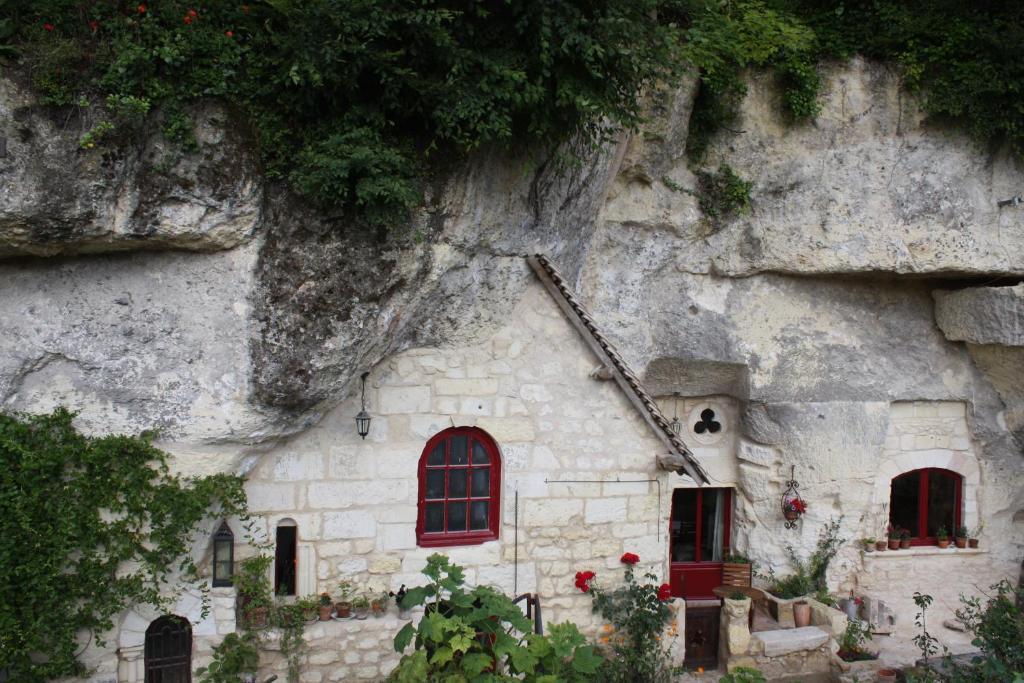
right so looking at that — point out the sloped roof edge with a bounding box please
[527,255,709,485]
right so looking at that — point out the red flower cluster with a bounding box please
[43,22,54,31]
[657,583,672,601]
[574,570,595,593]
[89,20,99,32]
[786,497,808,514]
[620,552,639,565]
[137,4,147,14]
[225,30,234,37]
[183,8,198,24]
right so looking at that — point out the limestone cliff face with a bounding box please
[0,58,1022,497]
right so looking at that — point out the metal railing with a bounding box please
[512,593,543,635]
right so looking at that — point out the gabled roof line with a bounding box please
[527,255,709,485]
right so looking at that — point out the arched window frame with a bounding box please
[416,427,501,548]
[889,468,962,546]
[144,615,192,683]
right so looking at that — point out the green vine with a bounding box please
[0,408,248,682]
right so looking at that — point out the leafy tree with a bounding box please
[0,408,248,681]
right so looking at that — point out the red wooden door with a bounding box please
[669,488,732,600]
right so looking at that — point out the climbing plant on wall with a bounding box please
[0,408,248,682]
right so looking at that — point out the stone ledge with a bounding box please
[752,626,829,657]
[864,547,988,560]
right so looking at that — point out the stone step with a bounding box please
[752,626,830,657]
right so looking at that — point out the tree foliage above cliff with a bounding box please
[2,1,1021,227]
[0,409,248,681]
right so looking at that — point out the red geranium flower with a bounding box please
[786,498,807,514]
[574,570,595,593]
[43,22,54,31]
[183,15,193,24]
[88,20,99,32]
[620,552,639,565]
[225,30,234,37]
[657,583,672,601]
[137,4,146,14]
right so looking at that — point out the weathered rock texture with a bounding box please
[0,77,261,257]
[934,284,1024,346]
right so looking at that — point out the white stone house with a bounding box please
[110,255,1021,682]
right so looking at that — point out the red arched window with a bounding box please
[417,427,501,547]
[889,468,962,546]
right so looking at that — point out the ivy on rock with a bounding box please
[0,408,248,682]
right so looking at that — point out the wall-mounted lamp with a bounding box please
[212,521,234,587]
[670,392,682,435]
[355,371,371,439]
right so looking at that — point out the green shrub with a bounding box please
[196,632,261,683]
[390,554,603,682]
[719,666,767,683]
[0,408,249,682]
[696,165,753,220]
[764,517,845,599]
[948,580,1024,681]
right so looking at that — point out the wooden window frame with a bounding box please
[416,427,501,548]
[669,487,732,563]
[890,468,962,546]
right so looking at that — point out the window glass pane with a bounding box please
[215,560,232,580]
[470,501,489,530]
[427,442,445,466]
[425,470,445,499]
[472,441,490,464]
[447,501,467,531]
[449,469,468,498]
[424,502,444,532]
[890,471,920,537]
[670,489,697,562]
[700,490,725,562]
[471,468,489,497]
[927,471,958,537]
[449,435,468,465]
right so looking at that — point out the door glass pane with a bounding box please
[472,441,490,464]
[470,501,489,530]
[471,468,489,497]
[449,469,468,498]
[424,502,444,532]
[450,435,468,465]
[927,472,957,537]
[425,470,445,499]
[427,442,445,466]
[890,471,920,537]
[447,501,467,531]
[700,490,725,562]
[671,489,697,562]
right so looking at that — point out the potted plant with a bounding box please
[352,595,370,620]
[875,537,887,552]
[335,580,353,619]
[862,538,875,553]
[899,527,912,549]
[887,524,900,550]
[783,497,807,522]
[235,555,273,629]
[968,523,983,548]
[723,552,754,586]
[318,592,333,621]
[954,525,969,549]
[936,526,950,549]
[393,584,410,619]
[371,592,390,617]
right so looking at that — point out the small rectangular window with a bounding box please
[274,525,297,596]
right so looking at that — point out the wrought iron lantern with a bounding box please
[355,371,371,439]
[781,465,806,529]
[212,521,234,587]
[669,392,682,435]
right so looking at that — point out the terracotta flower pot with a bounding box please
[242,606,269,628]
[335,602,351,618]
[955,537,967,549]
[968,538,979,548]
[937,539,950,549]
[876,540,888,551]
[371,601,386,617]
[900,539,911,549]
[793,601,812,628]
[888,539,900,550]
[784,509,799,522]
[318,604,333,621]
[877,669,898,682]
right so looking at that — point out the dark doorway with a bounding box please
[144,615,192,683]
[683,605,720,671]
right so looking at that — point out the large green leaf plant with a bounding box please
[390,554,603,682]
